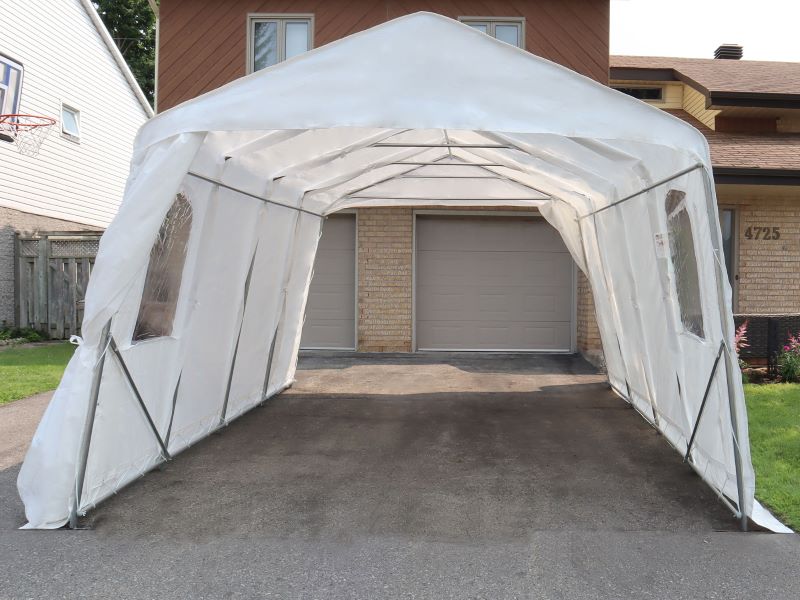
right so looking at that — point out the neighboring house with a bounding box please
[156,2,798,362]
[157,0,610,359]
[0,0,152,331]
[610,54,800,336]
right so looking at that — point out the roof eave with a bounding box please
[714,167,800,186]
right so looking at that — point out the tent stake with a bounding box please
[109,337,171,460]
[684,341,725,463]
[69,318,112,529]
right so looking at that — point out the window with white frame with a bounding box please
[459,17,524,48]
[61,104,80,140]
[0,54,24,141]
[248,14,313,73]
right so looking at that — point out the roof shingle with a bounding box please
[665,109,800,170]
[611,55,800,96]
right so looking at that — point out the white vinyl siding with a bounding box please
[0,0,149,227]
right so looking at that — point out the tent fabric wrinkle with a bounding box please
[15,12,787,533]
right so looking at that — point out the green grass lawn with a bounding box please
[0,342,75,405]
[745,383,800,530]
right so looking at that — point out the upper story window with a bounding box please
[613,86,664,102]
[248,14,313,73]
[0,53,23,117]
[61,104,80,141]
[459,17,524,48]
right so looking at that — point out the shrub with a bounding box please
[778,332,800,383]
[734,320,749,383]
[0,326,47,343]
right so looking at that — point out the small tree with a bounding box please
[93,0,156,106]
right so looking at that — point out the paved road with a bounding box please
[0,353,798,599]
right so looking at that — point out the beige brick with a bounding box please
[357,208,413,352]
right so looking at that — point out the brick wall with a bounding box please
[357,208,413,351]
[355,206,604,359]
[0,206,101,327]
[576,271,602,360]
[718,185,800,313]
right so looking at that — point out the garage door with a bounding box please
[300,214,356,349]
[415,215,574,351]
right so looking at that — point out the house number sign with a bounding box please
[744,226,780,240]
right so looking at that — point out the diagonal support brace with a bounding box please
[684,340,726,463]
[109,337,171,460]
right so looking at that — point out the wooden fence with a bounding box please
[15,232,101,339]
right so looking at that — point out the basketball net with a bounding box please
[0,114,56,157]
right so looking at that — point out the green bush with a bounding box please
[778,332,800,383]
[0,326,48,343]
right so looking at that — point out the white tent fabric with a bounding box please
[16,12,783,531]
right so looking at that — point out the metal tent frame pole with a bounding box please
[69,319,112,529]
[700,165,749,531]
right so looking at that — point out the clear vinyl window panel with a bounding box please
[250,16,312,72]
[132,193,193,342]
[460,18,523,48]
[665,190,705,339]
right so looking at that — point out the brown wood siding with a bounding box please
[158,0,609,110]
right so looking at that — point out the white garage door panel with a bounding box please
[416,216,574,351]
[301,214,356,349]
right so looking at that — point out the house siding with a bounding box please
[0,0,149,228]
[158,0,609,110]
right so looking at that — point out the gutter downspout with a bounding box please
[147,0,159,114]
[77,0,155,118]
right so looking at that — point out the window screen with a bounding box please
[132,193,193,342]
[665,190,705,338]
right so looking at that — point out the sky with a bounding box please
[611,0,800,62]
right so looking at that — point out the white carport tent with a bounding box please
[17,13,780,531]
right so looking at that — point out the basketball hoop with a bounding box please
[0,114,56,157]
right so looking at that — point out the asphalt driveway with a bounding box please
[1,353,799,599]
